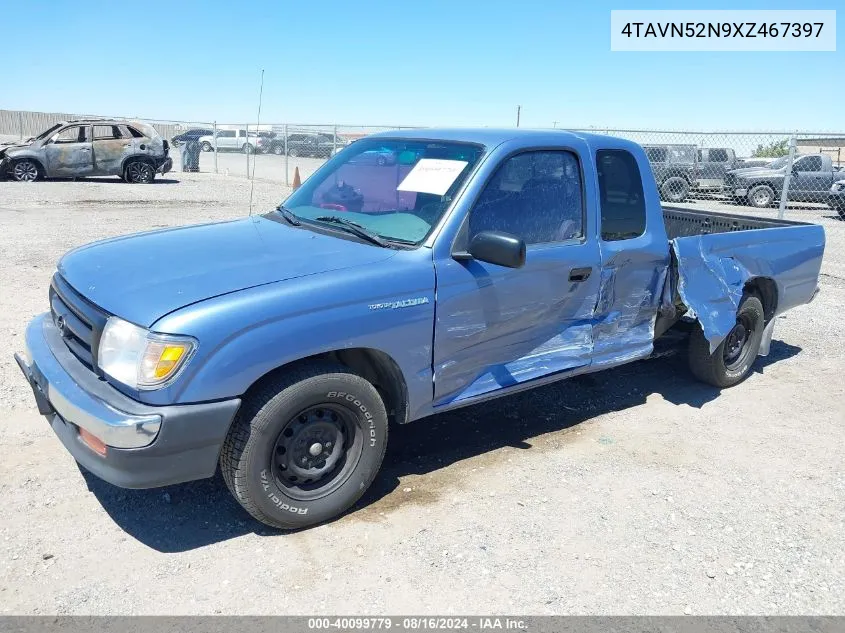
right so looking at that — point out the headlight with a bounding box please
[97,317,196,390]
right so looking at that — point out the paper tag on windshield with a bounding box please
[397,159,468,196]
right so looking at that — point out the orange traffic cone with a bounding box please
[292,166,301,190]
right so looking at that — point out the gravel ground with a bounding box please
[0,174,843,615]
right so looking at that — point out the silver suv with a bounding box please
[0,119,173,183]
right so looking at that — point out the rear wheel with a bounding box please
[273,144,284,155]
[11,159,41,182]
[124,160,155,184]
[660,177,690,203]
[747,184,775,208]
[242,143,255,154]
[201,141,213,152]
[688,295,765,388]
[220,361,388,529]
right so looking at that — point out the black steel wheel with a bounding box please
[271,404,363,500]
[689,295,765,388]
[220,361,388,529]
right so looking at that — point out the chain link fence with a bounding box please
[1,110,842,231]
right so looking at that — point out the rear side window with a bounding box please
[126,126,144,138]
[93,125,123,140]
[597,149,646,241]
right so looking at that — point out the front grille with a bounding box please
[49,274,109,370]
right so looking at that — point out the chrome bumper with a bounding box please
[16,314,161,448]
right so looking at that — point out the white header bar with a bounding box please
[611,10,836,52]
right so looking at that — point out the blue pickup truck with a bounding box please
[15,129,825,529]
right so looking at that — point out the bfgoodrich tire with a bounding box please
[220,361,388,529]
[688,295,765,388]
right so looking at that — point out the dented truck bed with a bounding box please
[664,206,825,350]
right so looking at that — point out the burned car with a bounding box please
[0,119,172,183]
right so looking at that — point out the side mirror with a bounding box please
[454,230,526,269]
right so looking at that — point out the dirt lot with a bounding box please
[0,173,843,615]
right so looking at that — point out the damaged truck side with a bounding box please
[15,129,824,529]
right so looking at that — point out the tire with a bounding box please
[688,295,765,388]
[220,361,389,529]
[124,160,155,184]
[242,143,255,154]
[11,159,41,182]
[201,141,213,152]
[660,177,690,203]
[747,184,775,208]
[272,145,284,155]
[289,147,300,158]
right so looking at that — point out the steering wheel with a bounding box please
[320,203,347,212]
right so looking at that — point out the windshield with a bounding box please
[281,138,484,244]
[767,156,790,169]
[34,123,63,141]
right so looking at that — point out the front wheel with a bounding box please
[220,362,388,529]
[272,145,284,155]
[660,177,690,203]
[688,295,765,388]
[201,141,213,152]
[747,184,775,208]
[242,143,255,154]
[11,159,41,182]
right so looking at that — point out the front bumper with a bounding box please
[15,313,240,489]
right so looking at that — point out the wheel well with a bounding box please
[244,348,410,425]
[121,155,154,174]
[744,277,778,321]
[13,156,45,173]
[748,181,778,193]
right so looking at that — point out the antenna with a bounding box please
[249,69,265,217]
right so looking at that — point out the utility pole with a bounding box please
[552,121,558,128]
[516,105,521,128]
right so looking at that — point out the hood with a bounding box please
[58,216,396,327]
[0,139,32,157]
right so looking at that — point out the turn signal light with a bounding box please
[79,427,107,457]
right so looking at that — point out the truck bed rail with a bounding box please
[662,206,810,240]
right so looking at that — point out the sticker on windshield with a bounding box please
[397,159,468,196]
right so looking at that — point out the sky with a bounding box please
[0,0,842,131]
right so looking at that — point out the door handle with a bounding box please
[569,267,592,282]
[79,147,91,152]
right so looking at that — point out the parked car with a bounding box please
[642,144,697,203]
[15,129,824,529]
[694,147,738,192]
[724,154,843,208]
[348,145,397,165]
[196,129,267,154]
[0,119,172,183]
[266,132,347,158]
[828,180,845,219]
[170,128,214,148]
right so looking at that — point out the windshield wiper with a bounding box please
[315,216,390,248]
[275,205,301,226]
